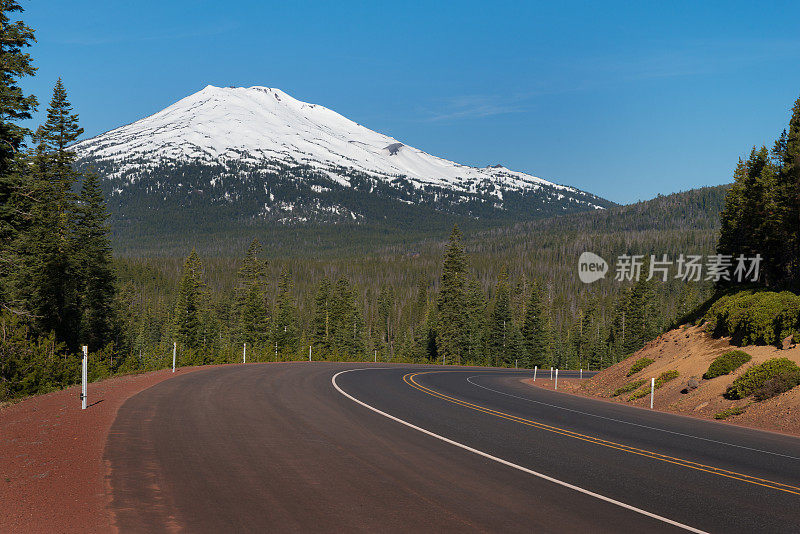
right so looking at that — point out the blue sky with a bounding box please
[19,0,800,204]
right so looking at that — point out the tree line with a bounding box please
[717,94,800,288]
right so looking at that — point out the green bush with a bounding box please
[627,357,654,376]
[655,370,679,387]
[612,379,646,397]
[724,358,800,399]
[626,370,678,401]
[704,290,800,347]
[703,350,752,379]
[714,406,746,419]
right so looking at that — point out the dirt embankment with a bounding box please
[528,325,800,436]
[0,367,203,534]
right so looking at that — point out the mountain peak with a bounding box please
[72,85,613,228]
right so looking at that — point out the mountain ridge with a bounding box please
[72,85,616,245]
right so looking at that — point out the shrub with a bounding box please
[753,369,800,401]
[612,380,646,397]
[714,406,746,420]
[627,357,654,376]
[724,358,800,399]
[655,370,679,387]
[704,290,800,347]
[703,350,752,379]
[627,370,678,401]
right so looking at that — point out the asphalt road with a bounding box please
[105,363,800,533]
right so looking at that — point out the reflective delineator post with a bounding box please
[533,366,538,381]
[243,342,247,364]
[515,359,518,369]
[172,342,176,373]
[81,346,88,410]
[309,346,312,362]
[580,368,583,379]
[650,377,655,409]
[550,367,553,380]
[555,368,559,390]
[374,349,377,363]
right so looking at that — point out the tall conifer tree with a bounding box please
[522,280,550,367]
[74,172,116,350]
[173,249,205,353]
[272,268,298,356]
[232,239,269,345]
[436,225,468,365]
[0,1,37,308]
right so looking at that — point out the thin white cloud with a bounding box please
[55,22,239,46]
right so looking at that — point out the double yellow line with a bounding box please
[404,371,800,496]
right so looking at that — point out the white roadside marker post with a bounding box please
[555,368,559,390]
[650,377,655,409]
[172,342,176,373]
[81,346,88,410]
[550,366,553,380]
[309,346,312,362]
[533,366,538,381]
[243,342,247,364]
[580,368,583,379]
[374,349,377,363]
[515,359,518,369]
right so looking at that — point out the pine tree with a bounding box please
[74,172,117,350]
[311,276,331,354]
[464,277,486,364]
[272,268,298,357]
[486,266,516,367]
[436,225,469,365]
[329,277,364,357]
[14,82,85,349]
[774,95,800,284]
[0,1,35,172]
[522,279,550,368]
[621,262,656,356]
[377,283,394,357]
[0,1,37,309]
[232,239,269,346]
[173,249,205,353]
[717,147,774,283]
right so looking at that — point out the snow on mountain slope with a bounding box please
[73,85,595,201]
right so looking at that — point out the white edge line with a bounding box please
[332,368,707,534]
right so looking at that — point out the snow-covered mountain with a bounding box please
[73,85,613,230]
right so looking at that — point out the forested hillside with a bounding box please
[111,184,727,375]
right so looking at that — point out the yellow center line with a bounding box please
[404,371,800,496]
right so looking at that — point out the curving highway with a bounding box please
[105,363,800,533]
